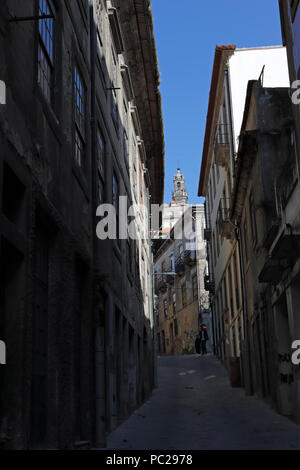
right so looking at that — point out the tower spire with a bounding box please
[172,168,188,204]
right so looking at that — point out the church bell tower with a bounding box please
[172,168,188,204]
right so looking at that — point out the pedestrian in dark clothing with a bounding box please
[199,326,209,355]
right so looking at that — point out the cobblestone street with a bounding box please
[107,355,300,450]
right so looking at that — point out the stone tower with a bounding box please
[172,168,188,204]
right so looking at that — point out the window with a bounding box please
[181,283,187,307]
[97,129,105,203]
[74,66,85,167]
[38,0,54,104]
[192,275,198,300]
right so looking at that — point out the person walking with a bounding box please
[199,325,209,355]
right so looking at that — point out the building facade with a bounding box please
[230,78,300,419]
[0,0,164,449]
[198,45,289,388]
[154,171,209,356]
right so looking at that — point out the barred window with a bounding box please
[74,66,85,167]
[38,0,54,104]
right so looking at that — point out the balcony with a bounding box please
[258,258,286,284]
[275,154,298,212]
[184,250,196,266]
[175,255,185,276]
[204,275,215,294]
[263,217,281,250]
[217,206,235,241]
[215,123,230,168]
[269,225,300,261]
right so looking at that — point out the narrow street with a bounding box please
[107,355,300,450]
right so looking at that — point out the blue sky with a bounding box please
[151,0,284,204]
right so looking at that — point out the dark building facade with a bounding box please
[230,79,300,420]
[0,0,164,449]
